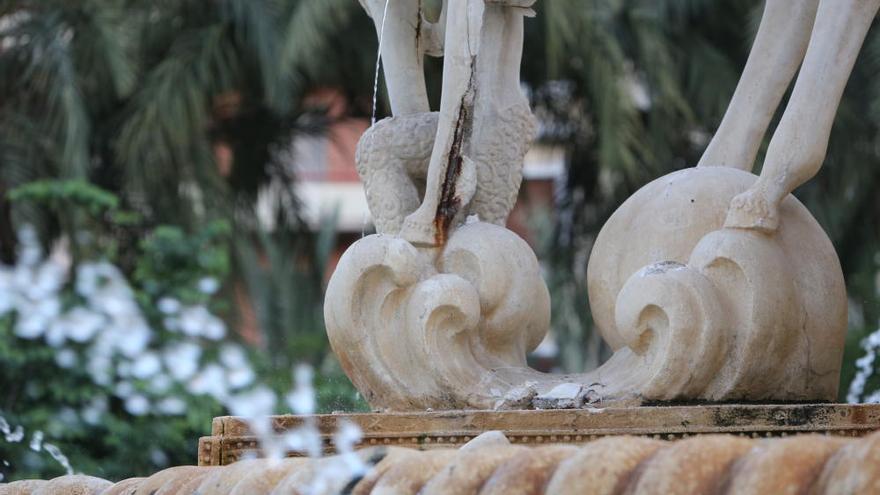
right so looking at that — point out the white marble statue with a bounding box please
[325,0,866,411]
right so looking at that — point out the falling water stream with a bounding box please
[371,0,391,126]
[0,414,74,478]
[363,0,392,240]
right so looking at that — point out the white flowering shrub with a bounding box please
[0,224,284,480]
[0,178,367,484]
[0,220,368,484]
[847,326,880,403]
[0,224,259,404]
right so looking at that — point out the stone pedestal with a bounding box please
[198,403,880,466]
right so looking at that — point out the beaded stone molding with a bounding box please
[197,403,880,466]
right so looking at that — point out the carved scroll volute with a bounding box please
[688,229,802,399]
[613,262,728,400]
[324,236,422,407]
[403,273,484,405]
[610,226,822,402]
[324,222,551,411]
[439,223,549,364]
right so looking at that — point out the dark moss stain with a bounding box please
[710,406,762,428]
[416,433,429,448]
[710,404,832,428]
[769,405,830,427]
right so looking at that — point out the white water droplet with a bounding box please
[43,443,74,475]
[5,425,23,443]
[227,386,276,419]
[286,365,316,415]
[29,431,43,451]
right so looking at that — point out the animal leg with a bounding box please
[360,0,432,116]
[726,0,880,232]
[356,114,438,234]
[698,0,819,171]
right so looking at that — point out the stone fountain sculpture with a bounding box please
[325,0,875,411]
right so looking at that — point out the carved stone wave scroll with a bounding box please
[325,0,870,411]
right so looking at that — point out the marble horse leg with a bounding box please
[697,0,819,171]
[725,0,880,231]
